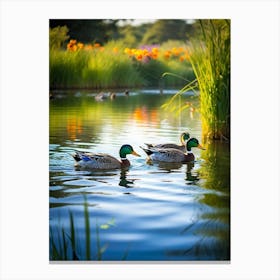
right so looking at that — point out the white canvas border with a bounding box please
[0,0,279,279]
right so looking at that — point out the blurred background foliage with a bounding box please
[49,19,199,50]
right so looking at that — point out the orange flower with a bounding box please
[142,49,149,56]
[151,52,158,59]
[164,51,171,59]
[136,54,143,61]
[146,52,153,58]
[67,43,77,52]
[94,43,101,48]
[113,47,118,53]
[178,47,184,53]
[184,50,190,61]
[67,39,77,51]
[84,44,93,51]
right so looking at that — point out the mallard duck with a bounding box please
[144,132,190,152]
[141,137,205,163]
[73,144,140,169]
[95,92,107,101]
[109,92,116,100]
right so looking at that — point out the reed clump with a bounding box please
[162,20,230,140]
[193,20,230,140]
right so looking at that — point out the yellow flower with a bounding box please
[124,48,131,54]
[152,47,159,54]
[172,47,180,56]
[77,42,84,49]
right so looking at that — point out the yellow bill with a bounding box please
[197,144,206,150]
[132,150,141,157]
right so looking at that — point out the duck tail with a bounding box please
[72,151,82,162]
[140,146,154,156]
[144,143,153,148]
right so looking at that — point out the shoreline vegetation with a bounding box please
[49,40,195,90]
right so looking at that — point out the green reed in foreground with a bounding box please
[162,20,230,140]
[49,197,114,261]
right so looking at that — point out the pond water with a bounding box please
[49,89,230,261]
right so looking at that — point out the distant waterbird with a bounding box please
[110,92,116,100]
[95,92,107,101]
[94,92,116,101]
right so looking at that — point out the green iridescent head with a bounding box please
[180,132,190,144]
[119,144,141,159]
[186,138,205,152]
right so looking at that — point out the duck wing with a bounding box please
[145,143,185,151]
[73,151,121,169]
[141,147,186,162]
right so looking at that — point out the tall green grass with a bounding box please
[50,50,90,88]
[193,20,230,140]
[162,20,230,140]
[137,57,194,87]
[50,42,143,89]
[49,40,194,89]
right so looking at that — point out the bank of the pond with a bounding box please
[49,42,195,90]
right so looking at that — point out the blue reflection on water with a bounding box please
[49,89,230,261]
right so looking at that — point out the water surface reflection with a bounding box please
[49,89,230,261]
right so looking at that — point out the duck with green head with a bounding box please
[144,132,190,152]
[141,137,205,163]
[73,144,140,169]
